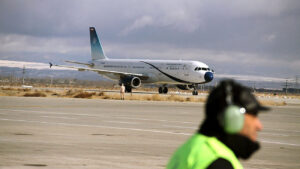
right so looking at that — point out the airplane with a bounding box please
[50,27,214,95]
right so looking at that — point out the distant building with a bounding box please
[283,88,300,94]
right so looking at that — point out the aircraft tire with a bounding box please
[125,86,132,93]
[158,87,163,94]
[163,87,168,94]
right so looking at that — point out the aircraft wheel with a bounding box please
[125,86,132,93]
[163,87,168,94]
[158,87,163,94]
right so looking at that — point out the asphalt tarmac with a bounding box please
[0,96,299,169]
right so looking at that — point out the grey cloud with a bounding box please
[0,0,299,80]
[105,42,300,78]
[0,33,90,63]
[120,16,154,36]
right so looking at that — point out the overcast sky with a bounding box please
[0,0,299,80]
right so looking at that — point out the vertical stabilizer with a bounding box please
[90,27,107,60]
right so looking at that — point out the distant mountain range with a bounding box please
[0,66,108,81]
[0,66,293,90]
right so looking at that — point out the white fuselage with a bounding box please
[91,59,212,85]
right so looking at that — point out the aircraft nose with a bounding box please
[204,72,214,82]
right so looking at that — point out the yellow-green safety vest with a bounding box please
[166,134,243,169]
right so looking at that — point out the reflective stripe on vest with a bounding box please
[166,134,243,169]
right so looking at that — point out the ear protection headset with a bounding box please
[219,82,246,134]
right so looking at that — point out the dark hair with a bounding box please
[199,80,231,136]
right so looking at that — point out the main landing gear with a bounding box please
[125,86,132,93]
[192,90,198,95]
[158,86,168,94]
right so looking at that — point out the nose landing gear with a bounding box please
[192,84,198,95]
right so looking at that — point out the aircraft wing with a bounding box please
[50,63,146,78]
[65,60,94,67]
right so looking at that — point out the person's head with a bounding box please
[200,79,269,141]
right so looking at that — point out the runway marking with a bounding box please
[260,132,290,137]
[1,118,299,147]
[163,125,196,129]
[44,133,78,137]
[0,138,75,146]
[0,109,100,117]
[0,118,191,136]
[41,116,77,120]
[105,121,139,125]
[0,108,195,125]
[264,128,300,133]
[260,139,300,147]
[267,114,300,118]
[1,117,300,148]
[116,116,195,124]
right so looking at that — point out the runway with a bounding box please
[0,96,299,169]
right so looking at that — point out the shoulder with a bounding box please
[206,158,234,169]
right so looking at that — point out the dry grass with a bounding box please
[98,92,105,96]
[1,87,15,91]
[255,93,300,99]
[65,89,76,96]
[168,94,185,102]
[63,89,86,97]
[23,92,46,97]
[186,97,206,102]
[92,92,206,103]
[20,88,31,92]
[150,94,164,101]
[1,87,31,92]
[0,87,23,96]
[0,86,298,105]
[259,100,287,106]
[45,89,52,93]
[51,92,61,96]
[73,92,96,99]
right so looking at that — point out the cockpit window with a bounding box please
[195,67,212,71]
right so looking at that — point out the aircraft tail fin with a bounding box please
[89,27,107,60]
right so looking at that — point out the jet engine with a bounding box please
[176,84,194,90]
[120,76,141,88]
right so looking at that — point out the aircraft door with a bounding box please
[183,64,189,77]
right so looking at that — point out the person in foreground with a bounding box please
[166,80,269,169]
